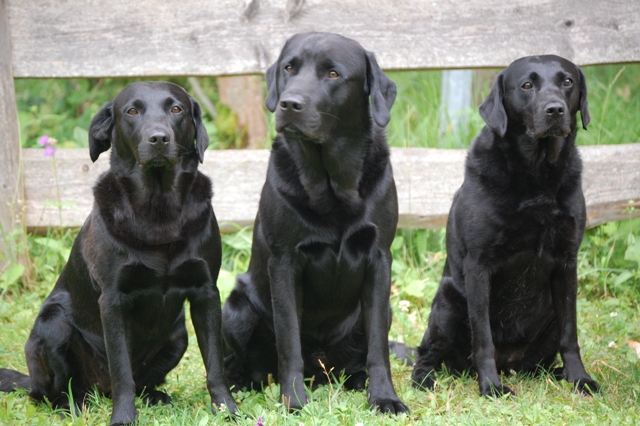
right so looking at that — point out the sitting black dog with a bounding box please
[0,82,236,425]
[411,55,600,396]
[221,32,409,414]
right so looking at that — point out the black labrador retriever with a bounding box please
[221,32,409,414]
[411,55,600,396]
[0,82,236,425]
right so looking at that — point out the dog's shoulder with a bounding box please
[463,127,510,189]
[358,128,392,198]
[190,171,214,203]
[92,171,127,216]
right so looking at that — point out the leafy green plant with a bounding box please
[218,226,253,300]
[579,218,640,299]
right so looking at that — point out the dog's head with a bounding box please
[265,32,396,142]
[88,82,209,165]
[479,55,589,140]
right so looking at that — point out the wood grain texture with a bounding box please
[23,144,640,232]
[0,0,24,260]
[7,0,640,78]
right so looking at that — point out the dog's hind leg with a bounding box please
[24,291,82,410]
[133,315,188,406]
[0,369,31,392]
[316,318,369,391]
[222,276,277,390]
[412,277,471,390]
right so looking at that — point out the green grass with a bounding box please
[2,66,640,424]
[1,220,639,425]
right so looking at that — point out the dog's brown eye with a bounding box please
[171,106,182,114]
[329,70,339,78]
[563,78,573,87]
[127,108,138,115]
[284,65,293,73]
[522,82,533,90]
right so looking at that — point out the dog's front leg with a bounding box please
[362,249,409,414]
[463,257,514,397]
[99,292,137,426]
[550,264,600,394]
[190,286,238,415]
[269,255,307,411]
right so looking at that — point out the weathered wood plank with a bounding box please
[23,144,640,232]
[580,145,640,228]
[8,0,640,78]
[0,0,25,265]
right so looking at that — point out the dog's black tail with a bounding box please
[389,341,417,366]
[0,368,31,392]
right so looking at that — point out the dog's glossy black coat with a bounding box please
[411,55,600,396]
[0,82,236,425]
[221,32,408,414]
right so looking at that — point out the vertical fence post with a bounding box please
[218,75,268,149]
[440,69,473,134]
[0,0,26,270]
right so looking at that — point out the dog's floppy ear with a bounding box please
[479,72,508,138]
[365,51,397,127]
[89,101,114,162]
[265,60,280,113]
[190,97,209,163]
[577,67,590,130]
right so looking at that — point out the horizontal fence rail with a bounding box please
[7,0,640,78]
[2,0,640,266]
[23,144,640,232]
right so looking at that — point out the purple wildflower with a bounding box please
[254,416,265,426]
[44,144,57,157]
[39,135,58,157]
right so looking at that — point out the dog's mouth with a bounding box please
[140,155,179,168]
[529,123,571,139]
[278,123,321,142]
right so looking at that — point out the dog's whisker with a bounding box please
[318,110,346,126]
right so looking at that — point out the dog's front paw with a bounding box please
[109,405,137,426]
[411,364,436,391]
[143,389,172,406]
[479,380,516,398]
[282,391,308,412]
[280,375,308,412]
[344,371,367,391]
[571,377,601,395]
[558,365,601,395]
[369,397,410,415]
[210,386,239,415]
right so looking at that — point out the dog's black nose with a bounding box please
[148,132,170,144]
[545,103,565,118]
[279,95,305,112]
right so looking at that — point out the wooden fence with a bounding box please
[2,0,640,261]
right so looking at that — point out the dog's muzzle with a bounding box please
[275,92,322,141]
[139,130,179,166]
[532,100,571,138]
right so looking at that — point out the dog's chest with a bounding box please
[297,225,377,304]
[494,196,577,259]
[107,260,209,343]
[116,258,212,304]
[477,197,578,342]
